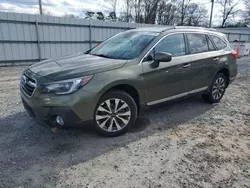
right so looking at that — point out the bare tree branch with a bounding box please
[216,0,241,27]
[242,0,250,25]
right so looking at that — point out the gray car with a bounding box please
[20,26,238,137]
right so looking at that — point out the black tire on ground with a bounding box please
[202,73,228,104]
[94,90,138,137]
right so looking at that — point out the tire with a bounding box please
[94,90,138,137]
[202,73,227,104]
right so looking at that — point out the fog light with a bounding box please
[56,116,64,126]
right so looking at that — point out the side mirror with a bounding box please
[155,52,172,63]
[150,52,172,68]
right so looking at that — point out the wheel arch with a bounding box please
[217,68,230,87]
[98,83,142,114]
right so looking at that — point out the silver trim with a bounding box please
[147,87,208,106]
[139,32,182,65]
[182,64,191,68]
[27,80,37,88]
[139,31,229,65]
[208,33,230,49]
[21,73,37,98]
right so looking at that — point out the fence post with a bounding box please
[89,24,92,49]
[35,21,42,61]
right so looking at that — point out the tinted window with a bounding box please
[90,31,158,60]
[210,35,227,50]
[187,34,208,54]
[155,34,186,57]
[208,37,216,51]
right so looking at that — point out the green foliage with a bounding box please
[96,12,105,20]
[85,11,95,19]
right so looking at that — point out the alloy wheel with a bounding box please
[212,77,225,100]
[95,98,131,132]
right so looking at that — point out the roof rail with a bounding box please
[162,26,217,32]
[162,26,177,32]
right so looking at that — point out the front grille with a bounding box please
[21,74,36,97]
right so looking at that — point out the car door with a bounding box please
[184,33,218,92]
[142,33,193,105]
[209,34,232,82]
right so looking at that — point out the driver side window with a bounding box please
[155,34,186,57]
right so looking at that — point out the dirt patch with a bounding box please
[56,63,250,188]
[0,59,249,188]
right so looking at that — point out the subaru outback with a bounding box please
[20,26,237,137]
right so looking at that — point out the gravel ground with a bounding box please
[0,58,249,188]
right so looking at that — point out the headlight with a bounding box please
[41,75,93,95]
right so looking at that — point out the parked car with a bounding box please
[20,26,238,137]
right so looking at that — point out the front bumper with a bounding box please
[22,99,82,127]
[21,89,98,128]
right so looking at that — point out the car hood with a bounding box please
[29,53,127,81]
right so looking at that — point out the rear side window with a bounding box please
[187,34,208,54]
[155,34,186,57]
[207,37,216,51]
[210,35,227,50]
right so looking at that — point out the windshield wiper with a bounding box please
[91,53,112,59]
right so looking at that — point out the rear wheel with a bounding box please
[94,91,137,137]
[202,73,227,104]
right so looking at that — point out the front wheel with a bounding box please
[94,91,137,137]
[202,73,227,104]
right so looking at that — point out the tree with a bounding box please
[119,12,133,22]
[243,0,250,25]
[158,1,179,25]
[123,0,162,24]
[96,12,105,20]
[124,0,133,22]
[42,8,54,16]
[185,3,208,26]
[226,21,247,27]
[107,12,117,21]
[106,0,118,20]
[216,0,241,27]
[85,11,95,19]
[119,0,208,25]
[144,0,162,24]
[180,0,192,26]
[64,14,77,18]
[134,0,143,23]
[157,0,208,26]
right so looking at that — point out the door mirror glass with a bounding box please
[155,52,172,62]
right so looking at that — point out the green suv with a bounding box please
[20,26,237,136]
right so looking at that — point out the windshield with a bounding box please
[90,31,158,60]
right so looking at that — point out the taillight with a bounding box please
[232,49,238,60]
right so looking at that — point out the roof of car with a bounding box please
[132,26,174,33]
[132,26,218,34]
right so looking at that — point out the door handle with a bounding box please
[182,64,191,68]
[213,57,219,61]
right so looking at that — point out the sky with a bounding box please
[0,0,246,26]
